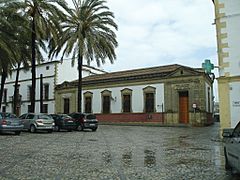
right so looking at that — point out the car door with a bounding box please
[19,114,28,129]
[25,114,35,130]
[228,122,240,171]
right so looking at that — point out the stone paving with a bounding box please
[0,123,239,180]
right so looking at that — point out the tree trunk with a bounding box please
[13,62,21,115]
[40,74,43,113]
[30,17,36,113]
[0,69,7,110]
[77,55,83,113]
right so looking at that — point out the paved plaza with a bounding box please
[0,123,239,180]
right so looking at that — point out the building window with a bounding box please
[46,66,50,70]
[27,86,32,101]
[42,104,48,113]
[208,87,211,112]
[143,86,156,113]
[145,93,154,113]
[101,90,111,114]
[85,97,92,113]
[123,95,131,113]
[64,98,70,114]
[121,88,132,113]
[103,96,110,114]
[84,92,93,113]
[44,84,49,100]
[3,89,7,103]
[2,106,6,113]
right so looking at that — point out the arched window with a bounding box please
[143,86,156,113]
[121,88,132,113]
[101,90,111,114]
[84,91,93,113]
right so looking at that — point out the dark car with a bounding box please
[69,112,98,131]
[0,112,23,135]
[222,121,240,173]
[50,114,77,132]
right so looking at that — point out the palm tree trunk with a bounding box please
[30,17,36,113]
[0,69,7,109]
[78,55,83,113]
[13,62,21,115]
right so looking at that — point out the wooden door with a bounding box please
[179,91,189,124]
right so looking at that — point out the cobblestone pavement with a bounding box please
[0,123,239,180]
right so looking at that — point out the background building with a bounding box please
[55,64,214,126]
[0,60,105,115]
[213,0,240,130]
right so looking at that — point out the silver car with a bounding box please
[19,113,54,133]
[0,112,23,135]
[222,121,240,173]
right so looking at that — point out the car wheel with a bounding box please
[224,147,232,171]
[92,128,97,132]
[77,125,83,131]
[15,131,21,135]
[54,125,60,132]
[30,125,36,133]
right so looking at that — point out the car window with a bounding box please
[19,114,26,119]
[38,114,51,119]
[73,114,81,119]
[233,121,240,137]
[38,115,51,120]
[86,114,96,119]
[0,113,2,119]
[26,114,34,119]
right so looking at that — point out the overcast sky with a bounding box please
[65,0,219,99]
[65,0,217,72]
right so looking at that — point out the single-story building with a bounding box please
[55,64,214,126]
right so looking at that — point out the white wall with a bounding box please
[229,82,240,127]
[219,0,240,77]
[82,83,164,113]
[1,60,106,114]
[2,63,56,114]
[57,60,106,84]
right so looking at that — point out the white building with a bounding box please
[0,60,105,115]
[213,0,240,130]
[55,64,214,126]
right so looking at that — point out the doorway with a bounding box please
[179,91,189,124]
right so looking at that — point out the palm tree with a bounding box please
[50,0,118,112]
[12,21,31,116]
[0,1,19,109]
[14,0,69,113]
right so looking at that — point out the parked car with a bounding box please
[0,112,23,135]
[69,112,98,131]
[50,114,77,132]
[19,113,54,133]
[222,121,240,173]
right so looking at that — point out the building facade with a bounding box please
[213,0,240,130]
[55,64,214,126]
[0,60,105,115]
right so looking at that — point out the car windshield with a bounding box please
[61,114,72,118]
[0,113,17,118]
[38,115,51,120]
[6,113,17,118]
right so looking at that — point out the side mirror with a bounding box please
[222,128,234,138]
